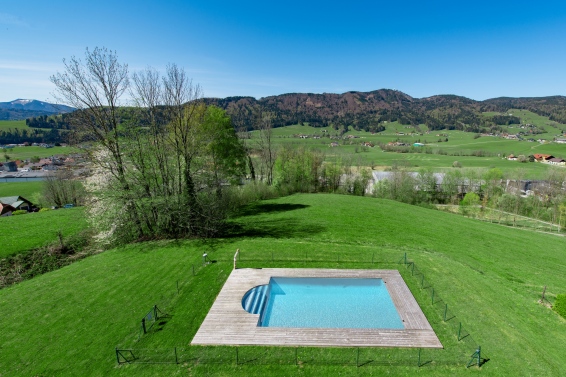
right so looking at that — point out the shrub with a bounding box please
[554,294,566,319]
[12,210,28,216]
[39,208,51,212]
[453,161,462,168]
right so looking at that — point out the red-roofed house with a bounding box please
[533,154,554,162]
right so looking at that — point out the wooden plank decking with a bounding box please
[191,268,442,348]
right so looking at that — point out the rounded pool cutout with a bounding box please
[242,284,269,314]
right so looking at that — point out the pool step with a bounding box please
[242,285,268,314]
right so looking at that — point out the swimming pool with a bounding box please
[256,277,404,329]
[193,268,442,348]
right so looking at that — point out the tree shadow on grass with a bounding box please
[222,218,325,240]
[231,203,310,218]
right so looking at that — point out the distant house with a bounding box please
[42,164,59,171]
[330,142,339,147]
[548,157,566,166]
[507,154,517,161]
[0,161,18,172]
[0,196,35,212]
[533,154,554,162]
[413,143,425,147]
[555,138,566,144]
[0,202,15,216]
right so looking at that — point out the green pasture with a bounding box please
[1,145,77,160]
[1,194,565,376]
[0,207,87,258]
[0,120,29,130]
[255,120,565,177]
[0,181,43,200]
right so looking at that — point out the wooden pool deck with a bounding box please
[191,268,442,348]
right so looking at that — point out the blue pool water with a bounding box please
[254,277,404,329]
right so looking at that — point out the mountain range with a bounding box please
[203,90,566,132]
[0,99,75,120]
[4,91,566,134]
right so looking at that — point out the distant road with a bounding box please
[0,171,47,182]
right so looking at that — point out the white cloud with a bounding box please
[0,13,28,27]
[0,60,62,73]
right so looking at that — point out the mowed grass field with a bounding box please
[1,194,565,376]
[0,207,88,258]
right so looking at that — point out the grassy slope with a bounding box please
[1,194,565,376]
[0,207,88,258]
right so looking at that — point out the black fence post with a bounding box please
[295,347,298,366]
[174,347,178,364]
[116,348,120,364]
[141,318,146,334]
[431,288,435,304]
[356,347,360,367]
[236,347,239,365]
[417,348,421,367]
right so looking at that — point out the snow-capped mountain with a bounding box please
[0,99,75,120]
[0,99,75,113]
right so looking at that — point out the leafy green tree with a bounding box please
[460,192,480,217]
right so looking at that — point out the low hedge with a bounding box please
[554,294,566,319]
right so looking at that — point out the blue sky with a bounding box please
[2,0,566,103]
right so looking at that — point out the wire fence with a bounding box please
[116,345,449,367]
[116,250,487,369]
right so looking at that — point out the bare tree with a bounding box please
[255,111,277,185]
[50,47,144,239]
[42,170,85,207]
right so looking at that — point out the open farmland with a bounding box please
[255,120,565,177]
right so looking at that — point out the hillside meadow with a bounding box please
[0,193,564,376]
[0,207,87,258]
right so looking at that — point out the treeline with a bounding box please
[26,113,72,129]
[204,90,565,134]
[0,128,64,144]
[372,167,566,227]
[26,107,141,129]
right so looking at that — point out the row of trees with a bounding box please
[0,128,63,144]
[372,167,566,227]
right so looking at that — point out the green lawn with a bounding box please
[0,207,88,258]
[1,194,565,376]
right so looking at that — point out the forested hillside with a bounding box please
[203,90,566,132]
